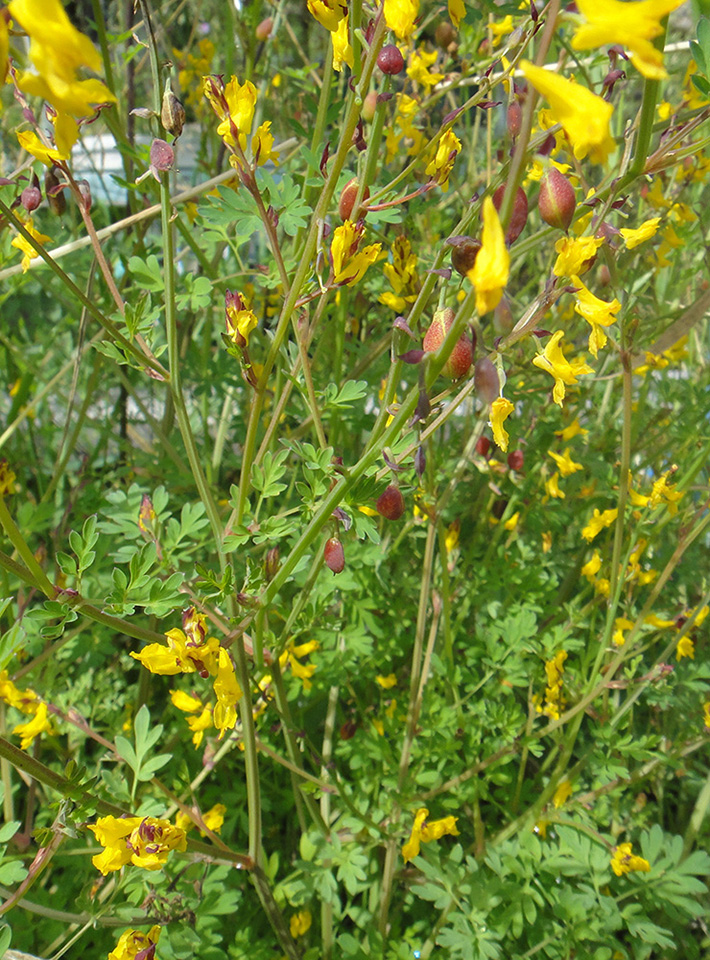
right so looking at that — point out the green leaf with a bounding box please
[0,924,12,956]
[323,380,369,409]
[128,255,164,292]
[691,74,710,96]
[0,821,20,844]
[114,734,138,770]
[0,861,28,885]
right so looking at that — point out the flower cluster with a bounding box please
[0,669,54,749]
[610,842,651,876]
[535,651,568,721]
[402,807,460,863]
[88,815,187,876]
[379,235,420,312]
[108,926,161,960]
[203,75,278,168]
[330,221,382,287]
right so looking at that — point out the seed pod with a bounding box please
[256,17,273,40]
[448,236,481,276]
[507,100,522,138]
[20,174,41,213]
[377,44,405,75]
[435,21,457,49]
[265,546,280,581]
[474,357,500,403]
[376,484,405,521]
[476,436,491,457]
[324,537,345,574]
[492,183,528,245]
[539,167,576,231]
[338,177,370,221]
[423,307,473,380]
[507,449,524,471]
[161,82,185,139]
[361,90,378,123]
[44,167,66,216]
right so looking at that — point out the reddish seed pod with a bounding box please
[338,177,370,221]
[324,537,345,574]
[476,436,491,457]
[340,720,358,740]
[538,167,576,231]
[256,17,273,40]
[377,44,405,75]
[474,357,500,403]
[507,450,524,471]
[21,184,42,213]
[376,485,405,521]
[492,183,528,245]
[423,307,473,380]
[507,100,522,138]
[361,90,378,122]
[449,236,481,276]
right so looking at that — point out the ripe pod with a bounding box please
[376,485,405,521]
[361,90,378,123]
[377,44,405,75]
[507,101,522,138]
[324,537,345,574]
[474,357,500,403]
[338,177,370,221]
[449,236,481,276]
[539,167,576,231]
[256,17,273,40]
[492,183,528,245]
[476,436,491,457]
[435,21,457,49]
[507,450,524,471]
[423,307,473,380]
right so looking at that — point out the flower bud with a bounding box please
[338,177,370,221]
[538,167,576,231]
[324,537,345,574]
[361,90,378,123]
[476,436,491,457]
[20,174,41,213]
[377,44,405,75]
[376,484,405,520]
[161,82,186,139]
[76,178,92,212]
[423,307,473,380]
[44,168,66,216]
[507,100,522,138]
[448,235,481,276]
[265,546,280,581]
[474,357,500,403]
[492,183,528,245]
[507,449,524,471]
[256,17,273,40]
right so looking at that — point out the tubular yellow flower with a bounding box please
[469,197,509,315]
[704,702,710,730]
[251,121,280,166]
[610,842,650,876]
[548,448,583,477]
[535,651,567,720]
[225,290,258,347]
[572,276,621,358]
[425,129,461,191]
[108,926,161,960]
[572,0,685,80]
[545,472,565,499]
[11,219,52,273]
[555,418,588,441]
[16,130,68,165]
[649,472,683,514]
[331,220,382,286]
[332,15,354,72]
[613,617,634,646]
[520,61,615,164]
[407,48,444,89]
[203,803,227,833]
[88,816,187,876]
[290,909,312,937]
[448,0,465,27]
[582,507,618,542]
[13,701,54,749]
[0,460,16,495]
[9,0,117,118]
[402,807,460,863]
[581,550,602,580]
[532,331,594,406]
[676,636,695,660]
[212,648,242,737]
[203,75,256,151]
[489,396,514,452]
[553,235,604,277]
[384,0,419,40]
[376,673,398,689]
[553,780,573,808]
[131,629,220,677]
[0,15,7,88]
[620,217,661,248]
[307,0,347,31]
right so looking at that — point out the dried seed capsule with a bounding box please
[324,537,345,574]
[539,168,576,231]
[435,21,457,49]
[507,100,522,138]
[448,236,481,276]
[376,484,405,520]
[377,44,405,75]
[474,357,500,403]
[423,307,473,380]
[161,82,185,139]
[44,167,66,216]
[492,183,528,245]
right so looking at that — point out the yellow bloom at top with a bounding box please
[468,197,509,315]
[332,15,354,72]
[424,129,461,191]
[213,648,242,737]
[572,0,686,80]
[384,0,420,40]
[9,0,116,118]
[649,471,683,514]
[402,807,460,863]
[548,448,583,477]
[581,507,618,541]
[572,276,621,357]
[331,221,382,287]
[620,217,661,249]
[553,235,604,277]
[520,61,615,164]
[581,549,602,580]
[448,0,465,28]
[555,418,588,441]
[490,396,515,452]
[307,0,347,31]
[203,75,256,151]
[108,925,161,960]
[610,842,650,876]
[532,331,593,406]
[88,815,187,876]
[130,627,220,677]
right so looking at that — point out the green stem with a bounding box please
[0,499,55,597]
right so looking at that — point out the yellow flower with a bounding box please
[425,129,461,191]
[332,15,354,72]
[553,235,604,277]
[170,690,211,747]
[548,448,583,477]
[536,651,567,720]
[331,220,382,287]
[11,218,52,273]
[610,842,650,876]
[469,197,509,315]
[581,550,602,580]
[88,816,187,875]
[448,0,465,27]
[649,472,682,514]
[307,0,347,31]
[572,0,685,80]
[532,331,594,406]
[213,648,242,737]
[203,75,256,151]
[16,130,68,165]
[108,926,161,960]
[545,472,565,499]
[407,48,444,89]
[281,640,319,691]
[553,780,573,808]
[619,217,661,249]
[203,803,227,833]
[489,396,514,452]
[612,617,634,646]
[582,507,618,542]
[376,674,398,689]
[444,520,460,552]
[0,14,7,89]
[555,419,588,441]
[9,0,116,118]
[384,0,419,40]
[520,61,615,164]
[504,511,519,531]
[676,636,694,661]
[251,121,280,166]
[703,702,710,730]
[290,909,312,937]
[572,276,621,357]
[225,291,258,347]
[402,807,460,863]
[0,460,16,495]
[645,613,676,629]
[13,701,53,749]
[131,628,220,677]
[542,531,552,553]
